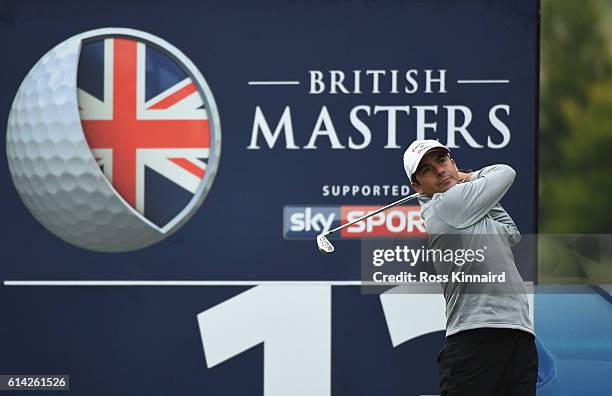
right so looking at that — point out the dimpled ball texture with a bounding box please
[6,35,165,252]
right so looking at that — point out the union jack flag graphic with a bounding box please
[77,37,210,227]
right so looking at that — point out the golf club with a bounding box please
[316,192,422,253]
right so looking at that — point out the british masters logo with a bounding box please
[6,28,221,252]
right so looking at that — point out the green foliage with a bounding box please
[540,0,612,233]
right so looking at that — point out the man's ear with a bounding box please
[411,181,423,194]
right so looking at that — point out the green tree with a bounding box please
[544,82,612,232]
[540,0,612,232]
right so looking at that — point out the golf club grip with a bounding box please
[324,192,421,236]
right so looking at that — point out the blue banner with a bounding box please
[0,0,540,395]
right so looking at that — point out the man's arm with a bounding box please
[488,204,522,247]
[435,164,516,229]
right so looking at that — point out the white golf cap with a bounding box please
[403,139,450,182]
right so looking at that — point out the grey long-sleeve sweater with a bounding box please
[418,164,534,337]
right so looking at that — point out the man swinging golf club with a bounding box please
[404,139,538,396]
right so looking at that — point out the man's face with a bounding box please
[411,150,460,196]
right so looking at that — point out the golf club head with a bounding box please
[316,234,334,253]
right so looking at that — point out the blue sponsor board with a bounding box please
[0,0,552,395]
[0,0,538,280]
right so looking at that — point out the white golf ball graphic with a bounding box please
[6,28,221,252]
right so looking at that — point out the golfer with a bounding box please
[403,139,537,395]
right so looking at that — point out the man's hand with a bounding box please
[457,171,473,183]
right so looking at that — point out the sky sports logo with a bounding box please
[283,205,426,239]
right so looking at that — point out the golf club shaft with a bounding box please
[323,192,421,236]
